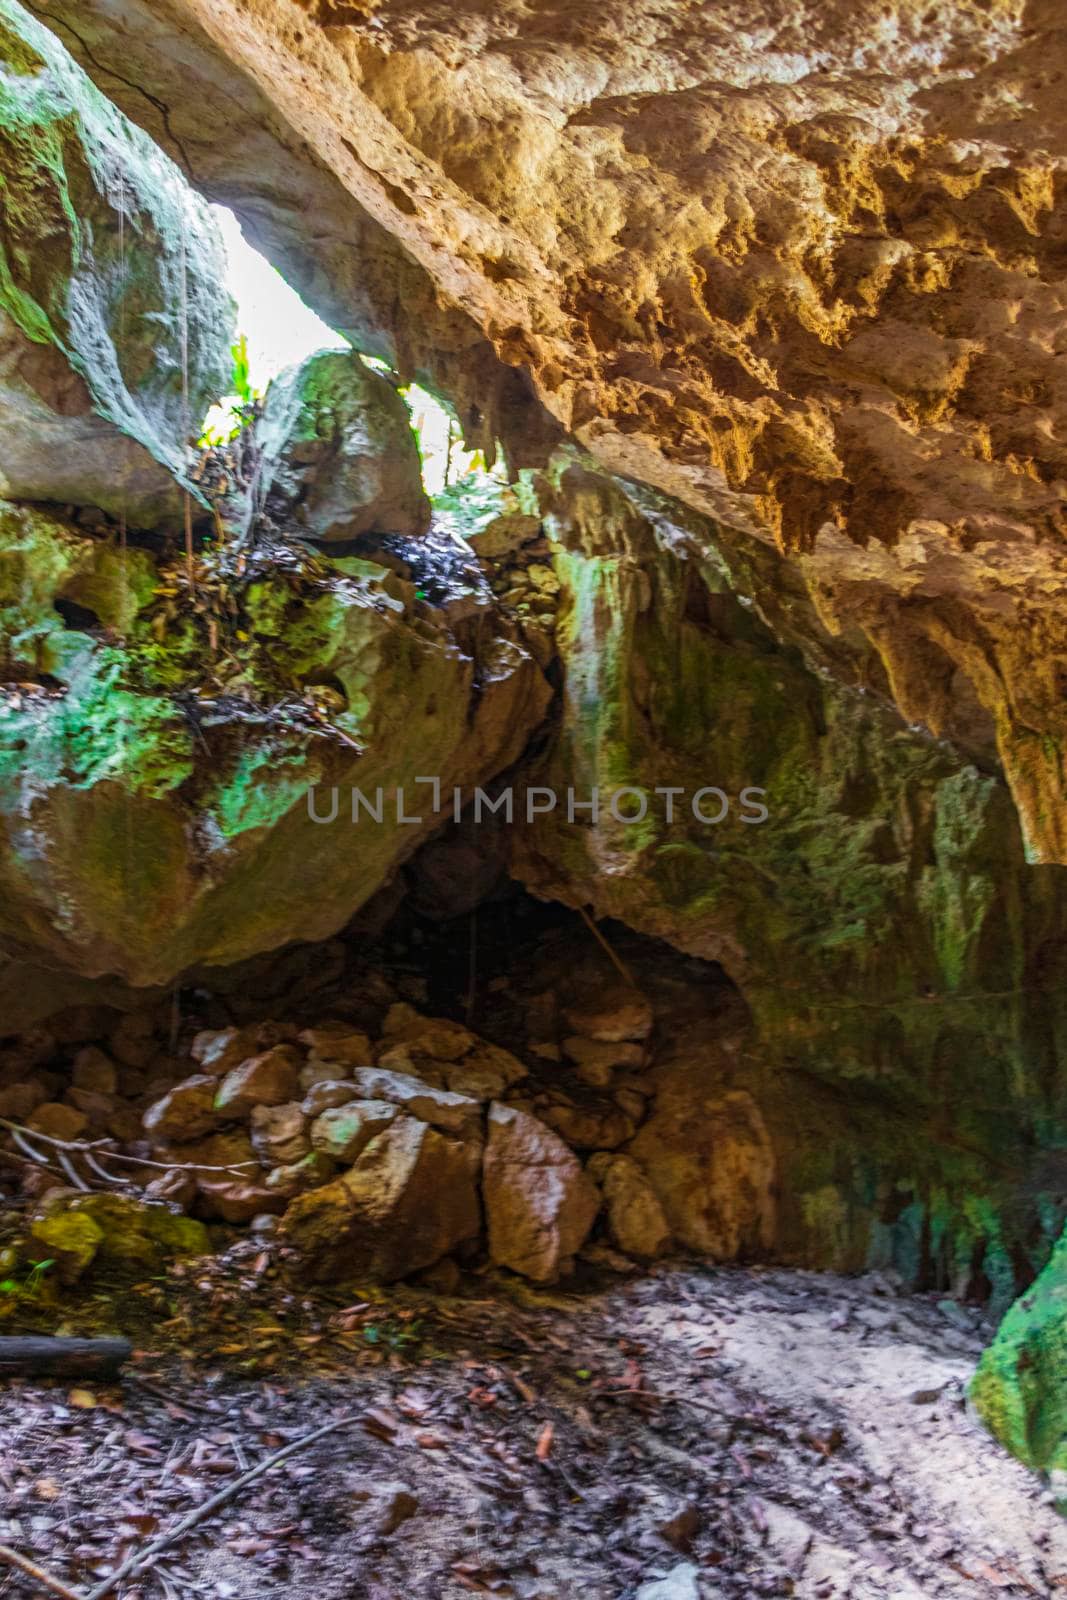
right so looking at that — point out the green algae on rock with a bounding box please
[971,1227,1067,1493]
[512,455,1067,1301]
[0,503,550,984]
[0,0,234,530]
[258,351,431,542]
[28,1192,209,1281]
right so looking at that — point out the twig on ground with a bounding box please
[82,1410,361,1600]
[0,1543,87,1600]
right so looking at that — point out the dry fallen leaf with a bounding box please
[69,1388,97,1410]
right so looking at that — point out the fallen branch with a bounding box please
[0,1118,259,1180]
[0,1336,132,1380]
[0,1544,86,1600]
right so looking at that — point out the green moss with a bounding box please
[972,1228,1067,1482]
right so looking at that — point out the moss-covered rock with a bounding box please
[259,351,430,541]
[0,0,233,529]
[971,1229,1067,1490]
[0,501,550,983]
[29,1191,209,1280]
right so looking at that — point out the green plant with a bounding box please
[0,1257,56,1300]
[198,334,263,447]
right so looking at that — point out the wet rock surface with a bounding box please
[0,0,233,529]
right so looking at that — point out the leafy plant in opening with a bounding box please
[199,334,263,447]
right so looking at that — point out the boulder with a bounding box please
[298,1024,374,1068]
[31,1191,208,1272]
[562,1037,645,1073]
[0,2,233,529]
[281,1115,480,1282]
[150,1129,256,1178]
[142,1076,218,1142]
[588,1153,671,1260]
[309,1100,397,1163]
[197,1177,287,1223]
[0,502,550,986]
[628,1088,776,1260]
[249,1102,311,1167]
[71,1047,119,1095]
[382,1004,475,1062]
[301,1079,359,1116]
[214,1047,301,1118]
[541,1099,638,1152]
[483,1104,600,1283]
[259,351,430,542]
[27,1102,89,1142]
[265,1151,336,1196]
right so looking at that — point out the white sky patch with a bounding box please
[206,204,491,497]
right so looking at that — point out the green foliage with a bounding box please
[198,333,262,447]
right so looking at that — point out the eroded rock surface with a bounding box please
[0,503,550,983]
[47,0,1067,856]
[0,0,233,528]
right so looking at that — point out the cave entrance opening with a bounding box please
[203,204,500,501]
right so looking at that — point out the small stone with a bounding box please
[28,1102,89,1142]
[564,985,653,1043]
[71,1047,119,1095]
[299,1059,350,1092]
[191,1027,260,1076]
[301,1079,359,1116]
[64,1087,119,1132]
[143,1076,219,1142]
[108,1012,158,1068]
[250,1102,311,1166]
[144,1169,198,1211]
[526,562,560,594]
[635,1563,702,1600]
[197,1177,288,1223]
[310,1100,397,1162]
[215,1047,301,1118]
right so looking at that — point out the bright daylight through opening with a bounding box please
[204,205,491,500]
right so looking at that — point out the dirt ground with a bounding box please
[1,1253,1063,1600]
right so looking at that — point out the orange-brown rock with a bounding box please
[483,1104,600,1282]
[51,0,1067,858]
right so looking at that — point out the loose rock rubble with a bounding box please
[0,973,681,1289]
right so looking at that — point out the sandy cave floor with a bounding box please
[0,1256,1064,1600]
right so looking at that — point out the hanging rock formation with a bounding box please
[0,0,234,529]
[44,0,1067,859]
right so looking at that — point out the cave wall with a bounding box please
[40,0,1067,861]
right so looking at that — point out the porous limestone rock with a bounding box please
[214,1047,301,1118]
[49,0,1067,856]
[281,1115,480,1282]
[0,0,232,529]
[587,1153,671,1261]
[0,503,550,984]
[259,351,430,542]
[483,1103,600,1283]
